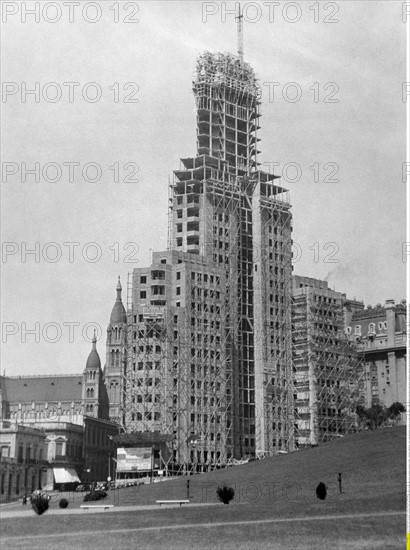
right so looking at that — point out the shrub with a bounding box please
[83,490,108,502]
[388,402,405,419]
[316,482,327,500]
[31,495,49,515]
[59,498,69,509]
[216,485,235,505]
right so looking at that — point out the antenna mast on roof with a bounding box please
[236,4,244,62]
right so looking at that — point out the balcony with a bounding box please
[26,457,41,465]
[295,399,310,407]
[151,270,165,281]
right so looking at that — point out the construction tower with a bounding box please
[110,47,294,471]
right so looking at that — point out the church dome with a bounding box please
[110,276,127,324]
[86,333,101,370]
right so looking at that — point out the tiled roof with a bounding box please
[352,308,386,321]
[110,300,127,324]
[1,374,83,404]
[85,348,101,370]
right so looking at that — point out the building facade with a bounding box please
[0,421,47,501]
[292,276,363,447]
[345,300,407,409]
[26,421,84,490]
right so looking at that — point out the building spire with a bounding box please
[236,4,244,62]
[109,276,127,324]
[116,276,122,301]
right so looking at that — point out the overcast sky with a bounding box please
[1,1,406,377]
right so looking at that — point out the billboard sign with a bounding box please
[142,306,164,320]
[116,447,153,472]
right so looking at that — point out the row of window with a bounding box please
[190,319,221,331]
[190,413,223,428]
[1,471,39,496]
[191,287,221,299]
[133,361,162,371]
[190,395,218,407]
[1,445,44,461]
[191,333,221,345]
[111,327,124,339]
[16,444,44,462]
[346,321,387,336]
[191,302,221,315]
[191,272,220,285]
[130,412,161,421]
[135,345,162,354]
[131,394,161,404]
[190,379,222,391]
[140,288,178,299]
[131,378,161,387]
[314,295,338,304]
[9,409,82,419]
[189,349,222,361]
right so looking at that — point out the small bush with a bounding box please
[216,485,235,505]
[316,482,327,500]
[31,496,49,515]
[59,498,69,509]
[83,490,108,502]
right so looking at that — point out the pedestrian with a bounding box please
[338,473,343,493]
[22,494,27,505]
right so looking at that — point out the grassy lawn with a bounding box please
[0,426,405,549]
[0,507,404,549]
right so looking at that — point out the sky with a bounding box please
[1,1,407,377]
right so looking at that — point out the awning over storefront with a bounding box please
[53,468,81,484]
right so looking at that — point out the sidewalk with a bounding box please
[0,501,217,519]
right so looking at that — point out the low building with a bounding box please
[19,420,84,491]
[0,421,47,501]
[17,417,119,489]
[346,299,407,412]
[0,337,120,489]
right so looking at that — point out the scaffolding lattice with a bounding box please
[118,50,297,468]
[292,289,363,447]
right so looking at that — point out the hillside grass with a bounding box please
[1,426,405,549]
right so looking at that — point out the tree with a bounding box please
[355,405,368,429]
[366,404,387,429]
[387,402,405,422]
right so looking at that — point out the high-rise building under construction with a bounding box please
[104,48,294,470]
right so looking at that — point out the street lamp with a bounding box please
[107,435,116,487]
[187,435,198,475]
